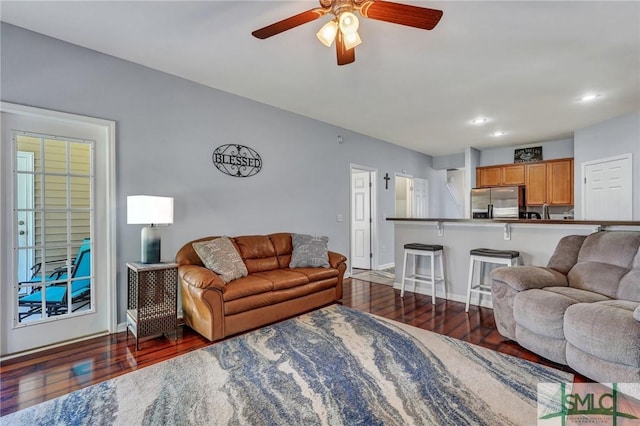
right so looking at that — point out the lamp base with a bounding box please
[141,225,161,264]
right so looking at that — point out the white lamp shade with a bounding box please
[343,31,362,50]
[127,195,174,225]
[316,20,338,47]
[339,12,359,35]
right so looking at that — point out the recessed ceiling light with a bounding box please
[470,117,488,125]
[578,93,601,102]
[490,131,505,137]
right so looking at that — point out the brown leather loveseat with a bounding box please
[176,233,347,341]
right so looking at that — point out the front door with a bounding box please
[1,104,115,356]
[583,154,632,220]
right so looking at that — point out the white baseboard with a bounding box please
[0,331,110,361]
[392,282,494,309]
[376,262,394,271]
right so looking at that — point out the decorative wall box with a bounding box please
[514,146,543,163]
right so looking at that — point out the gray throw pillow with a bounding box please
[192,237,248,284]
[289,234,330,268]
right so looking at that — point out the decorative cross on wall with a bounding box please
[384,173,390,190]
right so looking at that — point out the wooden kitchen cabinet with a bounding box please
[525,158,573,205]
[546,159,573,205]
[525,163,547,205]
[477,166,502,187]
[502,164,526,185]
[477,158,573,205]
[476,164,525,187]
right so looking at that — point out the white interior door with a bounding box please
[583,154,632,220]
[395,175,413,218]
[413,178,429,218]
[1,104,116,357]
[351,169,371,269]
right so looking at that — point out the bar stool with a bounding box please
[465,248,520,312]
[400,243,445,304]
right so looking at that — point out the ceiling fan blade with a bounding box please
[252,8,328,39]
[359,1,443,30]
[336,31,355,66]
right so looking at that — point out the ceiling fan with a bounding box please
[252,0,443,66]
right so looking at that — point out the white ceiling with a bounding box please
[1,1,638,156]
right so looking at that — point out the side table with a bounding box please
[126,261,178,350]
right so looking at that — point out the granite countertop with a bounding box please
[386,218,640,226]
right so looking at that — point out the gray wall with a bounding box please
[465,147,481,217]
[478,137,574,166]
[432,153,465,170]
[426,168,467,219]
[0,23,434,322]
[574,111,640,220]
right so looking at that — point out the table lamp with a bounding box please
[127,195,174,264]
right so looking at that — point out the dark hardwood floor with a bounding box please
[0,278,587,417]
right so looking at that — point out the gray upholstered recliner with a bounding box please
[491,231,640,383]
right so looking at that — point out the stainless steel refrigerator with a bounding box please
[471,186,524,218]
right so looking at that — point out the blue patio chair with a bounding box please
[19,242,91,320]
[25,238,91,283]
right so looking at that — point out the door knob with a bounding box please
[18,220,25,225]
[19,230,25,235]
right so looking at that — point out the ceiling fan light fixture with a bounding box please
[252,1,444,66]
[339,11,359,35]
[344,31,362,50]
[316,20,338,47]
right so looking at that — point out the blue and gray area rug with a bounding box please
[3,305,572,425]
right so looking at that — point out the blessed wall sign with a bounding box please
[212,144,262,177]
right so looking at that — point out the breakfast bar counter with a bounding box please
[388,217,640,226]
[386,217,640,308]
